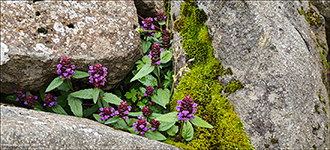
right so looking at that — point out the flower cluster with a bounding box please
[99,106,117,121]
[163,35,171,49]
[88,64,107,88]
[144,86,154,97]
[148,43,163,66]
[150,119,160,131]
[24,94,37,108]
[115,101,131,119]
[133,115,150,135]
[14,89,26,101]
[43,93,57,107]
[142,106,151,118]
[141,17,155,36]
[154,11,166,23]
[176,95,198,122]
[57,56,75,79]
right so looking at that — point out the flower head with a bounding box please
[24,94,37,108]
[142,106,151,118]
[133,115,150,135]
[144,86,154,97]
[88,64,107,88]
[176,95,198,122]
[43,93,57,107]
[99,106,116,121]
[151,119,160,131]
[148,43,163,66]
[115,101,131,119]
[141,17,155,36]
[57,56,75,79]
[154,11,166,23]
[162,35,171,49]
[14,89,26,101]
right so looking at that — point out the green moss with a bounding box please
[225,67,233,75]
[322,107,327,114]
[225,80,244,94]
[270,138,279,144]
[318,92,326,104]
[326,124,329,129]
[173,17,185,33]
[163,0,171,21]
[315,105,320,114]
[297,5,323,27]
[166,1,253,149]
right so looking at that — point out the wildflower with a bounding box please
[162,30,172,37]
[150,100,156,106]
[154,11,166,23]
[115,101,131,119]
[57,56,75,79]
[142,106,151,118]
[176,95,198,122]
[43,93,57,107]
[151,119,160,131]
[141,17,155,36]
[24,94,37,107]
[144,86,154,97]
[133,115,150,135]
[88,64,107,88]
[162,35,171,49]
[14,89,26,101]
[99,106,117,121]
[148,43,163,66]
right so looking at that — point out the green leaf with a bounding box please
[142,55,151,63]
[83,104,99,117]
[182,121,194,141]
[93,114,105,123]
[190,115,213,128]
[145,131,166,141]
[154,32,162,38]
[124,89,137,102]
[51,105,68,115]
[128,127,139,134]
[5,95,17,101]
[56,95,67,107]
[104,116,120,124]
[93,88,100,104]
[142,40,152,54]
[155,112,178,122]
[151,95,166,108]
[128,112,142,117]
[103,93,123,105]
[167,125,179,136]
[45,77,64,92]
[26,91,31,96]
[165,70,174,80]
[160,51,172,64]
[138,74,158,87]
[70,89,93,99]
[114,118,130,130]
[159,122,176,131]
[57,79,71,92]
[39,90,45,101]
[136,60,145,71]
[130,62,155,82]
[137,101,145,109]
[164,80,171,88]
[156,88,170,108]
[34,105,45,111]
[158,21,166,26]
[71,70,90,79]
[67,95,83,117]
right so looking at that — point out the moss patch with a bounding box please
[318,91,326,104]
[225,67,233,75]
[322,107,327,114]
[315,105,320,114]
[225,80,244,94]
[166,1,253,149]
[297,4,323,28]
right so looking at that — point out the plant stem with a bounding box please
[67,79,75,92]
[123,118,130,127]
[155,65,162,88]
[99,89,104,108]
[178,121,184,141]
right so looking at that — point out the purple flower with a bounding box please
[57,56,75,79]
[99,106,116,121]
[176,95,198,122]
[133,115,150,135]
[43,93,57,107]
[142,106,151,118]
[151,119,160,131]
[14,89,26,101]
[141,17,155,36]
[24,94,37,108]
[116,101,131,119]
[88,64,107,88]
[163,35,171,49]
[149,43,163,66]
[144,86,154,97]
[154,11,166,23]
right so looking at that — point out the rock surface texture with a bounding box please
[0,104,181,149]
[171,1,330,149]
[0,1,141,94]
[134,0,164,19]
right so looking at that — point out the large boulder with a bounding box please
[171,1,330,149]
[0,104,181,149]
[0,1,142,94]
[134,0,164,19]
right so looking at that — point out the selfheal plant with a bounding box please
[115,101,131,119]
[43,93,57,107]
[150,119,160,131]
[99,106,117,121]
[176,95,197,122]
[148,43,163,66]
[144,86,154,97]
[88,64,107,88]
[24,94,37,108]
[142,106,151,118]
[14,89,26,101]
[155,11,166,23]
[57,56,75,79]
[133,115,150,135]
[141,17,155,36]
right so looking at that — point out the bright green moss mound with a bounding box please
[225,80,244,94]
[166,1,253,149]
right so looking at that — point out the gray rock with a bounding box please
[311,0,330,47]
[0,1,142,94]
[171,1,330,149]
[0,104,181,149]
[135,0,164,19]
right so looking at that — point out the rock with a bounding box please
[0,104,181,149]
[134,0,164,19]
[311,0,330,47]
[171,1,330,149]
[0,1,142,94]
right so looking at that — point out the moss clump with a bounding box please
[225,67,233,75]
[166,1,253,149]
[297,5,323,28]
[322,107,327,114]
[318,92,326,104]
[326,124,329,129]
[225,80,244,94]
[270,138,279,144]
[315,105,320,114]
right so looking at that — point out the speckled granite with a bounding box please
[0,104,181,149]
[0,1,142,94]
